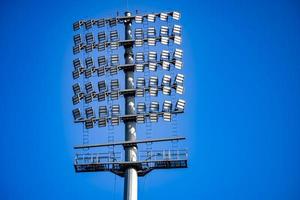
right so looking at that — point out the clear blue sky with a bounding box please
[0,0,300,199]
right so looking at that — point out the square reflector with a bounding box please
[135,52,144,63]
[147,14,156,22]
[110,30,119,42]
[160,13,168,21]
[173,25,182,35]
[135,15,143,23]
[148,38,156,46]
[85,82,94,93]
[150,101,159,112]
[149,76,158,87]
[163,100,172,112]
[97,19,105,27]
[160,26,169,36]
[85,57,94,68]
[85,20,93,29]
[135,28,143,39]
[85,107,95,118]
[162,61,170,70]
[149,113,158,122]
[174,35,182,45]
[72,83,81,95]
[161,36,169,45]
[148,51,157,61]
[85,32,94,44]
[149,87,158,96]
[85,119,94,129]
[174,48,183,59]
[161,50,170,60]
[111,79,119,91]
[73,34,82,46]
[172,11,181,20]
[149,62,157,71]
[136,64,144,72]
[162,75,171,86]
[175,73,184,85]
[175,99,186,111]
[136,77,146,88]
[73,21,80,31]
[110,55,119,66]
[98,80,107,92]
[98,31,107,43]
[135,39,143,47]
[163,112,172,121]
[174,60,183,69]
[72,108,81,120]
[136,115,145,123]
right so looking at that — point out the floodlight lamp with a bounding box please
[162,75,172,86]
[85,20,93,29]
[160,26,169,36]
[110,91,119,100]
[85,57,94,68]
[72,108,82,120]
[98,118,107,127]
[110,30,119,42]
[84,67,92,78]
[175,73,184,85]
[147,14,156,22]
[85,82,94,94]
[149,87,158,96]
[85,32,94,44]
[137,102,146,113]
[85,94,93,103]
[173,25,182,35]
[135,39,143,47]
[109,18,117,27]
[174,60,183,69]
[148,51,157,61]
[98,56,107,67]
[136,77,146,89]
[174,48,183,59]
[98,43,106,51]
[162,86,171,95]
[110,66,118,75]
[73,34,82,46]
[98,93,106,101]
[73,45,80,55]
[72,95,80,105]
[160,13,168,21]
[161,36,169,45]
[135,52,144,63]
[85,44,93,53]
[111,117,120,126]
[175,85,184,94]
[150,101,159,112]
[85,119,94,129]
[136,115,145,123]
[172,11,181,20]
[149,62,157,71]
[162,61,170,70]
[98,80,107,92]
[174,35,182,45]
[163,100,172,112]
[135,28,143,39]
[111,105,120,116]
[85,107,95,118]
[97,19,105,28]
[135,64,144,72]
[72,70,80,79]
[110,42,119,50]
[163,112,172,121]
[99,106,108,117]
[135,15,143,23]
[72,83,81,95]
[161,50,170,61]
[110,55,119,66]
[148,38,156,46]
[175,99,186,111]
[136,89,145,97]
[149,113,158,122]
[149,76,158,87]
[110,79,119,91]
[147,27,156,38]
[73,21,80,31]
[98,31,107,43]
[73,58,81,70]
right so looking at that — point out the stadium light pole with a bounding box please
[71,10,187,200]
[123,11,138,200]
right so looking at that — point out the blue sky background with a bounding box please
[0,0,300,199]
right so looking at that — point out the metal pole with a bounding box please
[123,11,138,200]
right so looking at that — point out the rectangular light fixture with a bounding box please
[135,39,143,47]
[98,80,107,92]
[73,21,81,31]
[85,94,93,103]
[175,99,186,111]
[135,64,144,72]
[162,75,172,86]
[85,82,94,94]
[85,20,93,29]
[147,14,156,22]
[98,118,107,127]
[110,30,119,42]
[72,108,82,120]
[85,44,93,53]
[175,73,184,85]
[149,87,158,96]
[135,28,143,39]
[172,11,181,20]
[135,52,144,63]
[111,105,120,116]
[137,102,146,113]
[98,31,107,43]
[161,36,169,45]
[135,15,143,23]
[174,35,182,45]
[148,38,156,46]
[98,56,107,67]
[161,50,170,60]
[163,100,172,112]
[147,27,156,38]
[150,101,159,112]
[85,57,94,68]
[174,60,183,69]
[110,55,119,66]
[72,95,80,105]
[109,18,117,27]
[72,83,81,95]
[85,32,94,44]
[175,85,184,94]
[136,115,145,123]
[149,76,158,87]
[97,19,105,28]
[148,51,157,61]
[85,119,94,129]
[73,34,82,46]
[98,43,106,51]
[160,13,168,21]
[162,61,170,70]
[173,25,182,35]
[136,77,146,88]
[85,107,95,118]
[160,26,169,36]
[136,89,144,97]
[174,48,183,59]
[149,62,157,71]
[110,79,119,91]
[162,86,171,95]
[163,112,172,121]
[97,66,105,76]
[73,58,81,70]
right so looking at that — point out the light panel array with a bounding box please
[71,11,185,129]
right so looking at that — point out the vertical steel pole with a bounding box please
[123,11,138,200]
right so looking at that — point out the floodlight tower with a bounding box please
[71,11,187,200]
